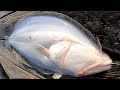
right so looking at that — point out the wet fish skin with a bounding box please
[8,11,112,77]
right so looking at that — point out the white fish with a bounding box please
[8,11,112,79]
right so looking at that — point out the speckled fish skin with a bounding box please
[8,11,112,77]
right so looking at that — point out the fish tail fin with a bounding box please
[0,36,13,51]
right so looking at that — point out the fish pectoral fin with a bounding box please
[59,41,72,66]
[52,73,62,79]
[37,44,50,58]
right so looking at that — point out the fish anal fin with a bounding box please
[52,73,62,79]
[37,44,50,58]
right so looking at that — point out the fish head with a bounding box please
[50,40,112,77]
[76,53,112,77]
[53,41,112,77]
[74,47,112,77]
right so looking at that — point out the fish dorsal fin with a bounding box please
[96,36,102,51]
[13,11,101,50]
[37,11,102,50]
[37,44,50,58]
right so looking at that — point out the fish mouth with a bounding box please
[76,60,112,76]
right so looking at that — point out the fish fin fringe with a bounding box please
[96,36,102,51]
